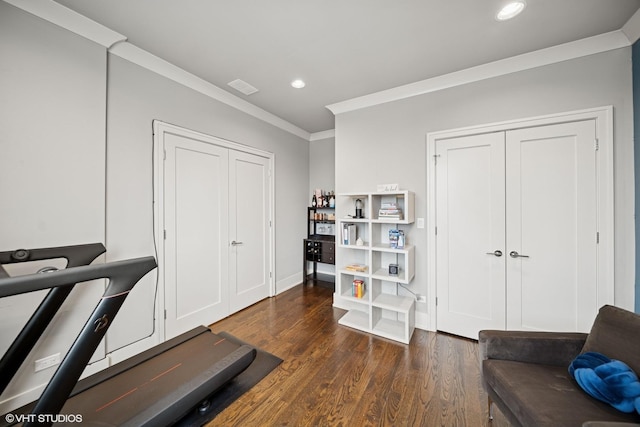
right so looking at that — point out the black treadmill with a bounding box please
[0,244,256,426]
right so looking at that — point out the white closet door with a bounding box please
[164,133,229,339]
[505,120,598,332]
[435,132,506,338]
[228,150,271,313]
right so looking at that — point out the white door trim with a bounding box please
[426,106,614,332]
[153,120,275,341]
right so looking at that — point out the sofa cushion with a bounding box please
[483,359,640,427]
[583,305,640,375]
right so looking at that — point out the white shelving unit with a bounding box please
[335,190,415,344]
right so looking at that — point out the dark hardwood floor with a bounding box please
[207,283,510,426]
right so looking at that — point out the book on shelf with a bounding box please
[342,223,357,245]
[352,279,366,298]
[378,203,403,220]
[345,263,367,272]
[378,214,403,220]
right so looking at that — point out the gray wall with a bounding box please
[0,1,108,410]
[335,47,635,322]
[309,137,336,197]
[308,136,336,275]
[105,55,310,349]
[0,1,310,410]
[0,2,106,249]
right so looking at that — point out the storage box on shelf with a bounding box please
[334,190,416,344]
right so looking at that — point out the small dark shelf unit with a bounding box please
[304,206,336,286]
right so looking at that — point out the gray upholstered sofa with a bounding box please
[479,305,640,427]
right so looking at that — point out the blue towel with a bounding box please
[569,351,640,414]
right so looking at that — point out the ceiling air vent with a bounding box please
[227,79,259,95]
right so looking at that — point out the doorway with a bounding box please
[154,121,274,340]
[426,107,614,339]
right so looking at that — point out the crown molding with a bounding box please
[326,30,631,116]
[4,0,311,141]
[10,0,631,139]
[622,7,640,44]
[309,129,335,141]
[109,42,311,141]
[3,0,126,48]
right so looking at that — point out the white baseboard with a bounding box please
[276,272,303,295]
[0,383,44,415]
[415,310,431,332]
[0,356,110,415]
[107,334,161,365]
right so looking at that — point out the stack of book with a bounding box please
[352,279,366,298]
[345,263,367,272]
[378,202,403,220]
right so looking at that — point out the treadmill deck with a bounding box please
[60,330,255,426]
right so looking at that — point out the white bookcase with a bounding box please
[335,190,415,344]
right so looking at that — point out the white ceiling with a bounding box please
[53,0,640,134]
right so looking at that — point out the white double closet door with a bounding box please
[160,126,272,339]
[435,119,601,339]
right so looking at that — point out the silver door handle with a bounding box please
[509,251,529,258]
[231,241,243,246]
[485,250,503,257]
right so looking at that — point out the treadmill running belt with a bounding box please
[59,332,256,426]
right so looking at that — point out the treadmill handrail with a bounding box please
[0,243,106,395]
[0,256,154,298]
[0,256,157,427]
[0,243,106,268]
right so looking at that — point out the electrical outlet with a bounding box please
[35,353,60,372]
[416,295,427,303]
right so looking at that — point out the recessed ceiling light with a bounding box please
[291,79,306,89]
[496,1,526,21]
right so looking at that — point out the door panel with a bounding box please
[158,123,273,343]
[506,120,597,332]
[435,119,599,339]
[435,132,506,338]
[228,151,270,313]
[164,133,229,339]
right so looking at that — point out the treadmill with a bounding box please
[0,244,256,426]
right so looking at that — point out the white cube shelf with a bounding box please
[334,190,416,344]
